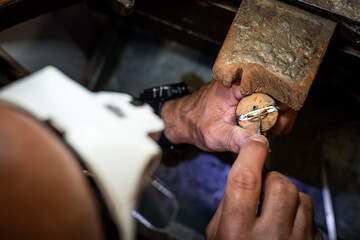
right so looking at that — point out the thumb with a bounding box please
[219,124,256,153]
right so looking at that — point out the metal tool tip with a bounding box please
[257,113,262,135]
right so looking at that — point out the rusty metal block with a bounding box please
[299,0,360,22]
[212,0,336,110]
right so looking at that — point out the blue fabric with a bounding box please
[156,153,360,240]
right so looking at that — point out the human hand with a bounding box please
[205,135,322,240]
[270,102,297,136]
[161,80,297,153]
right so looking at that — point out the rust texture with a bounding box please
[301,0,360,22]
[212,0,336,111]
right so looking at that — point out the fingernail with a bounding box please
[248,134,269,148]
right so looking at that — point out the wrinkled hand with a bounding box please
[161,80,297,153]
[205,135,322,240]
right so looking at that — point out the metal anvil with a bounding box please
[212,0,337,111]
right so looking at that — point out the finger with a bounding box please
[269,115,286,136]
[270,108,297,136]
[202,115,256,153]
[280,113,297,135]
[205,199,224,239]
[277,102,289,111]
[212,80,243,105]
[231,80,243,100]
[217,124,256,153]
[220,135,269,231]
[271,114,289,136]
[258,172,299,236]
[292,192,316,239]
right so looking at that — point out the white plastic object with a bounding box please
[0,66,164,240]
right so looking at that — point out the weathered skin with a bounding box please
[213,0,336,111]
